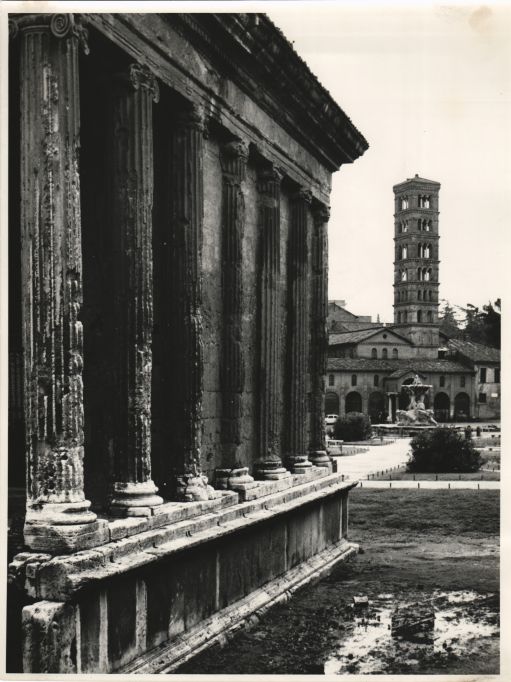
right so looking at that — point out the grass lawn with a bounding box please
[178,489,499,675]
[350,487,500,540]
[372,467,500,481]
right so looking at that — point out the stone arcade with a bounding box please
[7,13,368,674]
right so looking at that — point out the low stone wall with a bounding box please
[9,472,357,674]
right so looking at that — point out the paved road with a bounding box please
[333,438,411,480]
[332,438,500,489]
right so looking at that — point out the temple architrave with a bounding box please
[7,13,368,673]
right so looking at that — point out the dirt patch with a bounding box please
[324,591,499,674]
[176,489,499,675]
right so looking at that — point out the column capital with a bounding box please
[256,163,284,195]
[312,202,331,224]
[8,18,18,40]
[114,63,160,103]
[220,138,249,163]
[291,187,313,205]
[220,139,249,181]
[13,13,89,53]
[176,102,207,133]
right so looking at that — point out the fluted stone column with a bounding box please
[168,104,218,501]
[108,64,163,515]
[285,189,314,473]
[215,140,257,493]
[15,14,108,552]
[309,204,331,467]
[254,164,290,480]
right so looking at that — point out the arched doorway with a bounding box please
[345,391,362,413]
[325,392,339,415]
[454,392,471,421]
[368,392,385,424]
[433,392,450,422]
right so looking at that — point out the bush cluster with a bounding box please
[407,427,482,473]
[333,412,372,442]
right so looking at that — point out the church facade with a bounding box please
[326,175,501,423]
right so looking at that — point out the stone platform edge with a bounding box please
[120,537,359,674]
[10,473,358,602]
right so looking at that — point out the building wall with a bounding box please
[326,369,477,421]
[475,364,501,419]
[356,336,413,360]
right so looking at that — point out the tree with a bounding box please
[459,299,501,348]
[438,300,461,339]
[407,427,482,473]
[333,412,372,441]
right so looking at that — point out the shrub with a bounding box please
[333,412,372,442]
[407,427,482,473]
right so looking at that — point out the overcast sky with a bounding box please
[268,3,511,323]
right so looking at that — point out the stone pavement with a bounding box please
[332,437,500,489]
[333,438,411,481]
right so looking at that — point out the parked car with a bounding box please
[325,414,339,426]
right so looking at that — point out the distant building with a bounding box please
[326,176,500,423]
[327,300,378,332]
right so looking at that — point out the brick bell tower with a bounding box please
[393,174,441,354]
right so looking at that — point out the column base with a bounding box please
[308,449,332,468]
[226,467,259,492]
[24,519,109,554]
[25,499,97,526]
[254,458,291,481]
[214,469,232,490]
[286,454,313,474]
[176,474,223,502]
[109,481,163,517]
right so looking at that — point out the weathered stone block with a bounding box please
[22,601,77,673]
[218,519,287,609]
[24,520,110,555]
[79,589,108,673]
[107,575,138,670]
[286,503,322,569]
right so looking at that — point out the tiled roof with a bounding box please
[327,358,472,373]
[448,339,500,363]
[329,327,412,346]
[393,175,441,190]
[329,328,384,345]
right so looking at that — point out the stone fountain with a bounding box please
[396,374,438,426]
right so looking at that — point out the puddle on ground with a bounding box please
[324,590,499,674]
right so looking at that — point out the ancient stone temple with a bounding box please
[7,13,368,673]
